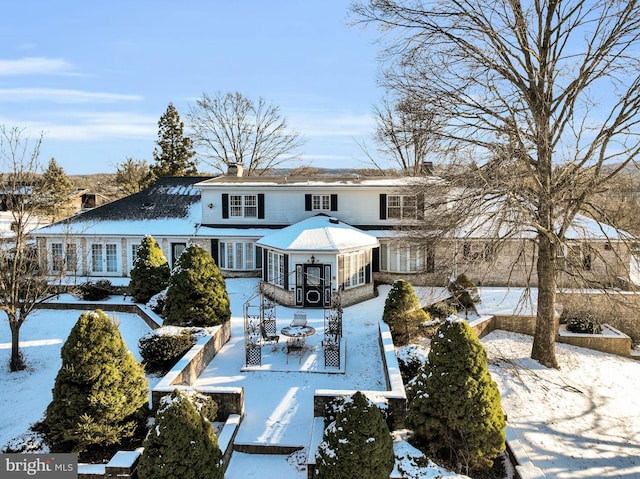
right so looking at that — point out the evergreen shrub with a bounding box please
[561,309,602,334]
[42,310,149,456]
[128,235,171,303]
[383,279,430,345]
[138,327,196,370]
[447,273,480,309]
[80,280,114,301]
[406,318,505,474]
[396,344,430,384]
[426,301,457,319]
[163,244,231,327]
[315,391,395,479]
[137,389,222,479]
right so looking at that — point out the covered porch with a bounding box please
[255,215,380,308]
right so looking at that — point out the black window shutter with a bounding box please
[283,254,289,289]
[379,194,387,220]
[211,239,219,265]
[258,194,265,219]
[305,194,312,211]
[222,194,229,219]
[262,249,268,281]
[330,194,338,211]
[372,247,380,273]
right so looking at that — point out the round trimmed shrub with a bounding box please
[383,279,430,345]
[407,318,505,474]
[315,391,395,479]
[42,310,149,455]
[129,235,171,303]
[163,244,231,327]
[137,389,223,479]
[138,327,196,370]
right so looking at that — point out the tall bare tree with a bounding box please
[353,0,640,367]
[0,126,51,371]
[362,94,443,175]
[188,91,304,176]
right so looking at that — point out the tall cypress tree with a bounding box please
[137,389,223,479]
[128,235,170,303]
[406,318,505,474]
[163,244,231,326]
[42,310,149,454]
[149,102,198,179]
[315,391,395,479]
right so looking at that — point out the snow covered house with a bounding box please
[32,172,639,307]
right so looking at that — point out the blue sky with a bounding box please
[0,1,383,175]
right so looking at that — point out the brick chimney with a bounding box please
[227,163,244,177]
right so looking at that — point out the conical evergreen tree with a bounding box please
[128,235,170,303]
[315,391,395,479]
[406,318,506,473]
[137,389,223,479]
[38,157,75,221]
[42,310,148,454]
[163,244,231,326]
[149,102,197,181]
[382,279,429,345]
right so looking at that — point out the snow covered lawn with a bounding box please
[0,307,153,448]
[483,330,640,479]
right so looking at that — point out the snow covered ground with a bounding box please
[1,279,639,478]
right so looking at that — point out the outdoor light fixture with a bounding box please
[310,255,316,264]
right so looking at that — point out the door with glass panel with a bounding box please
[91,243,118,274]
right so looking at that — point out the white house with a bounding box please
[32,172,638,307]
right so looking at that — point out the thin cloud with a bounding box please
[0,111,156,141]
[0,88,142,103]
[0,57,76,76]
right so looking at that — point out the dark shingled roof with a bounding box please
[61,176,213,223]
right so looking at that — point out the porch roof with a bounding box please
[256,215,379,252]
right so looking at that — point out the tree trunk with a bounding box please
[531,232,559,368]
[9,317,25,371]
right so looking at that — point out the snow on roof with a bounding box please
[196,175,439,189]
[256,215,379,252]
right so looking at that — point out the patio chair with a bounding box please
[261,324,279,344]
[291,312,307,328]
[286,337,305,363]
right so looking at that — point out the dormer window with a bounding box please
[305,193,338,212]
[313,194,331,210]
[230,194,257,217]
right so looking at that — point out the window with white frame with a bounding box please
[91,243,119,273]
[51,243,64,272]
[342,251,366,289]
[312,194,331,211]
[51,242,78,273]
[66,243,77,272]
[219,241,256,270]
[380,243,434,273]
[267,250,285,287]
[230,194,257,217]
[387,195,417,219]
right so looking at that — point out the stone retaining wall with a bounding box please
[313,320,407,431]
